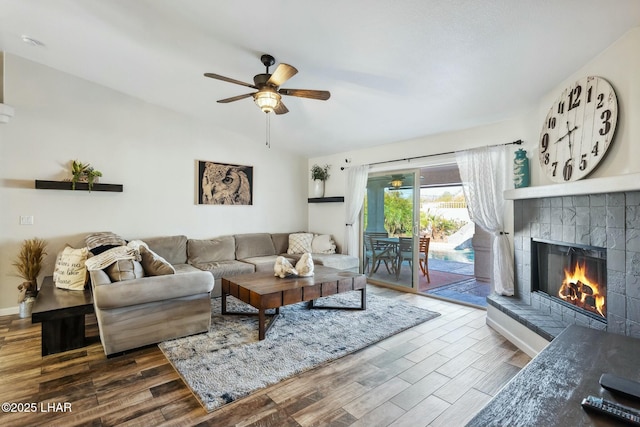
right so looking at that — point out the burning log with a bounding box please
[558,261,606,318]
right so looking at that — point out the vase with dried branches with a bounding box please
[14,238,47,317]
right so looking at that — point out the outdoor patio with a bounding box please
[366,257,491,307]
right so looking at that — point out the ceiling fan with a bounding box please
[204,54,330,115]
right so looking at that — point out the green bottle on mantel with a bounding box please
[514,148,530,188]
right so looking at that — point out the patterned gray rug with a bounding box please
[159,291,440,412]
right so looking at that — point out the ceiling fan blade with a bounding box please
[217,93,255,103]
[267,63,298,87]
[204,73,257,89]
[279,88,331,100]
[274,101,289,115]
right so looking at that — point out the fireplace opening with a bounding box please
[532,239,607,320]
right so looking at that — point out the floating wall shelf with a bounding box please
[35,180,124,192]
[308,197,344,203]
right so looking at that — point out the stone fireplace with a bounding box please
[509,190,640,338]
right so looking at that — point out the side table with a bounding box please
[31,276,96,356]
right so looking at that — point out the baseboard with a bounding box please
[0,306,19,316]
[486,305,550,358]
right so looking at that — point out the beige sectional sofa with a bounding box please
[89,232,358,355]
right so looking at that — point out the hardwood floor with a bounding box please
[0,285,530,427]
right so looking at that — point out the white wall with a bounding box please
[310,27,640,258]
[0,54,308,312]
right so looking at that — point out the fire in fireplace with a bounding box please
[558,261,606,317]
[532,239,607,320]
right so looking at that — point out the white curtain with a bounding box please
[344,165,369,256]
[456,145,514,295]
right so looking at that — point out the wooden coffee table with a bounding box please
[221,266,366,340]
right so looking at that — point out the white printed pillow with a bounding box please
[287,233,314,255]
[54,246,90,290]
[311,234,336,254]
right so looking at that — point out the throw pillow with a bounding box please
[311,234,337,254]
[139,245,175,276]
[54,246,90,290]
[85,232,127,255]
[105,259,144,282]
[287,233,314,255]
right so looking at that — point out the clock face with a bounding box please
[539,76,618,182]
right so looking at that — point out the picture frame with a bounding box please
[197,160,253,205]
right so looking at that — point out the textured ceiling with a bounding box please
[1,0,639,156]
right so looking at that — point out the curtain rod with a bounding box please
[340,139,523,170]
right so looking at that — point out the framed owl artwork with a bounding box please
[197,160,253,205]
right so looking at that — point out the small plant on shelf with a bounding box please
[311,164,330,181]
[14,238,47,303]
[71,160,102,191]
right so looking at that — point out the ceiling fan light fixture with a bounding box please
[254,89,280,113]
[390,179,403,188]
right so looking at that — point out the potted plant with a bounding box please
[71,160,102,191]
[13,238,47,318]
[310,164,330,198]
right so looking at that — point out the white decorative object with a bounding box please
[18,297,35,318]
[312,179,325,198]
[295,253,314,277]
[274,256,298,278]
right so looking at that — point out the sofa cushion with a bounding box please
[240,255,296,273]
[140,235,188,265]
[105,259,145,282]
[188,236,235,264]
[308,253,359,270]
[235,233,276,259]
[173,263,203,274]
[311,234,337,254]
[271,233,291,255]
[287,233,314,254]
[191,260,254,279]
[139,245,175,276]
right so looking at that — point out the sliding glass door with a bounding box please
[363,169,419,290]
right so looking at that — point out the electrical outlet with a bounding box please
[19,215,34,225]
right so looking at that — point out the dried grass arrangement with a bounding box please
[14,238,47,303]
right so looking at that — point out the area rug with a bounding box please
[158,291,440,412]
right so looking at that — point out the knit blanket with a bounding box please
[85,246,140,271]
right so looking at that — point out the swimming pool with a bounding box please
[429,249,475,263]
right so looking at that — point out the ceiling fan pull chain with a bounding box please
[265,112,271,148]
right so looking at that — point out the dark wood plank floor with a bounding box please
[0,285,530,427]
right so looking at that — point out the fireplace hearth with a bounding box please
[532,239,607,321]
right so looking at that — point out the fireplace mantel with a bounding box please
[504,172,640,200]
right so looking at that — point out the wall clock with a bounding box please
[538,76,618,182]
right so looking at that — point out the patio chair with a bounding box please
[395,237,413,279]
[365,234,396,274]
[419,237,431,283]
[363,232,389,273]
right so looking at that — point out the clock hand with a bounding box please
[554,124,578,144]
[566,121,575,157]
